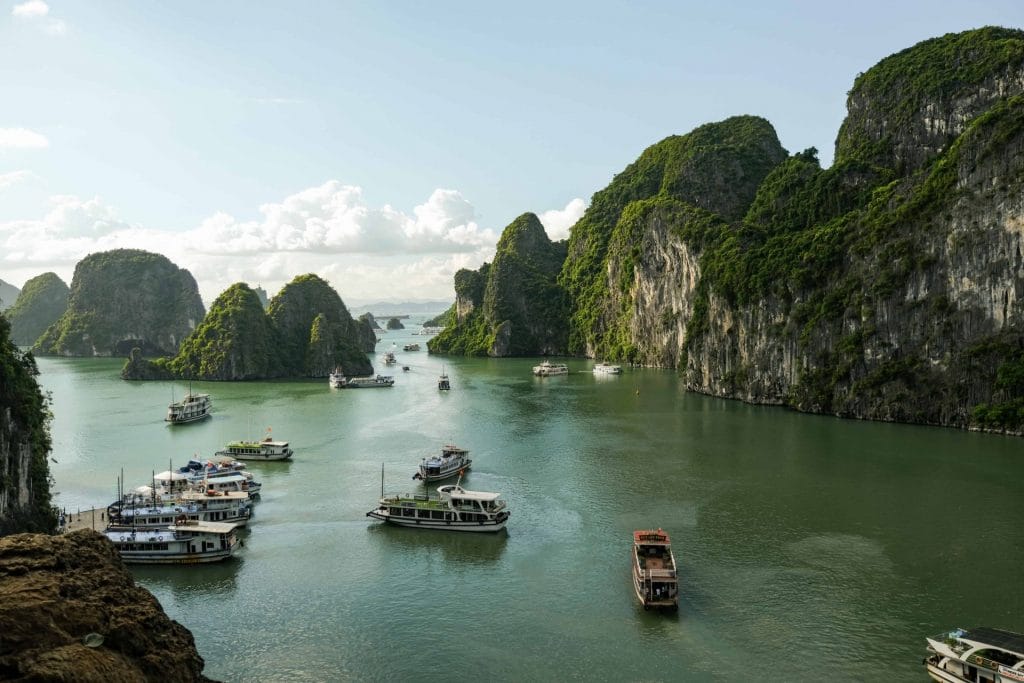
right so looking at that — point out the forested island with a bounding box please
[430,27,1024,433]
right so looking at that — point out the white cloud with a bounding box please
[185,181,497,256]
[11,0,48,17]
[0,170,37,190]
[538,197,587,240]
[0,128,50,149]
[0,183,590,304]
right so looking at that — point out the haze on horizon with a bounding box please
[1,1,1022,303]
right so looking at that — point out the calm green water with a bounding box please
[39,332,1024,682]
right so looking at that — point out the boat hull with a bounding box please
[165,412,210,424]
[925,661,969,683]
[118,550,234,564]
[366,509,508,532]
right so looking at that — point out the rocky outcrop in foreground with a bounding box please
[0,530,214,681]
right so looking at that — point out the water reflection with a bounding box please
[365,523,508,566]
[130,558,241,599]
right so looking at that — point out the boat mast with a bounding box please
[380,462,384,498]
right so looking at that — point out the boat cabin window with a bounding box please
[430,510,444,520]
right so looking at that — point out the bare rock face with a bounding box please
[0,530,215,682]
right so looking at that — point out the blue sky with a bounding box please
[1,1,1022,304]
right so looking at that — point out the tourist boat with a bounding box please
[438,368,450,390]
[333,374,395,388]
[403,343,420,351]
[154,468,262,499]
[632,529,679,610]
[383,350,397,365]
[413,444,471,482]
[367,483,509,532]
[532,360,569,376]
[165,388,211,424]
[924,627,1024,682]
[215,431,293,462]
[108,491,252,528]
[593,362,623,375]
[105,520,239,564]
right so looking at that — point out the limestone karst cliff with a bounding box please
[123,276,374,380]
[0,279,19,311]
[429,213,568,356]
[0,313,55,536]
[0,530,215,681]
[430,27,1024,433]
[34,249,205,357]
[5,272,69,347]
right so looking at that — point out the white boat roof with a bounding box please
[437,485,501,501]
[180,490,248,500]
[168,521,237,533]
[154,470,188,480]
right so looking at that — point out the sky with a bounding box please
[1,1,1022,306]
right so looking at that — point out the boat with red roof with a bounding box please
[632,528,679,610]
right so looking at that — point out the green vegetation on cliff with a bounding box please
[124,275,373,380]
[0,314,56,535]
[0,279,19,311]
[429,214,567,356]
[34,249,204,358]
[5,273,69,348]
[561,116,788,354]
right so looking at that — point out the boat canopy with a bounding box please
[634,529,671,545]
[437,485,500,502]
[154,470,188,481]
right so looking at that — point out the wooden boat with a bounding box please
[924,627,1024,682]
[438,368,450,390]
[367,482,508,533]
[105,520,239,564]
[413,444,471,482]
[632,529,679,610]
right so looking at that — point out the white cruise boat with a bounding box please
[105,520,239,564]
[215,432,293,461]
[413,444,472,482]
[925,627,1024,682]
[165,389,211,424]
[403,343,420,351]
[632,529,679,611]
[438,368,450,390]
[154,468,261,499]
[532,360,569,376]
[333,374,395,388]
[593,362,623,375]
[109,491,252,528]
[367,483,509,532]
[383,349,397,365]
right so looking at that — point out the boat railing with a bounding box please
[931,630,971,655]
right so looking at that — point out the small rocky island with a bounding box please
[123,274,376,380]
[4,272,69,348]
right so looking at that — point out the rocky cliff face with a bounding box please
[0,279,19,311]
[0,530,214,681]
[605,27,1024,431]
[34,249,205,357]
[0,314,55,536]
[6,272,69,347]
[429,214,567,356]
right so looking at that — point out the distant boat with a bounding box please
[924,627,1024,682]
[438,367,450,390]
[532,360,568,376]
[165,385,211,424]
[215,430,293,462]
[593,362,622,375]
[413,444,471,482]
[403,343,420,351]
[632,529,679,611]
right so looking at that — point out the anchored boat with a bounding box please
[367,480,509,533]
[924,627,1024,682]
[105,520,239,564]
[632,529,679,610]
[413,444,471,482]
